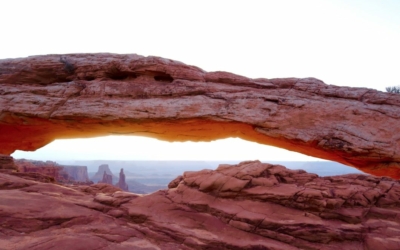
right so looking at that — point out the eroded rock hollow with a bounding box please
[1,54,400,178]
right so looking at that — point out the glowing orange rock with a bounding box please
[0,54,400,178]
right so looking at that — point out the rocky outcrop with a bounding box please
[61,165,90,182]
[0,173,141,250]
[0,156,55,182]
[0,154,18,171]
[116,168,129,191]
[1,54,400,178]
[15,159,66,180]
[98,171,113,185]
[91,164,117,183]
[1,161,399,249]
[122,161,400,249]
[14,159,91,184]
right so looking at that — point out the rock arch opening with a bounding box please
[11,136,364,193]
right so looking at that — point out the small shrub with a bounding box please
[385,86,400,94]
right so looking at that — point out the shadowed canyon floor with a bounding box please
[1,54,400,178]
[1,161,399,250]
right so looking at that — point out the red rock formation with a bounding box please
[98,171,113,185]
[15,159,66,181]
[116,168,129,191]
[1,54,400,178]
[14,159,92,184]
[0,154,18,171]
[1,161,399,249]
[91,164,117,183]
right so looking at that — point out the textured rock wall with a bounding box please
[1,54,400,178]
[0,154,18,171]
[127,161,400,249]
[14,159,91,184]
[15,159,65,180]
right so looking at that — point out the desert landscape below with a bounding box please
[1,53,400,249]
[0,155,399,249]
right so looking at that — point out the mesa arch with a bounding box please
[0,54,400,179]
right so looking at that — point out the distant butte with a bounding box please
[0,54,400,178]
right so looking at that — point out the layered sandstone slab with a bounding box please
[1,54,400,178]
[1,161,399,249]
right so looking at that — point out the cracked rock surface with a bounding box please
[1,161,399,249]
[1,54,400,178]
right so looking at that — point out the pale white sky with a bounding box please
[3,0,400,161]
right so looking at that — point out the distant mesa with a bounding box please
[15,159,91,184]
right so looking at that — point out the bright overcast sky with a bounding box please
[3,0,400,161]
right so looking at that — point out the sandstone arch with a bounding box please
[1,54,400,178]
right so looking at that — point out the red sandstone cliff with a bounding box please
[14,159,92,184]
[15,159,67,181]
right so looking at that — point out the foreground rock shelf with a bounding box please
[1,54,400,178]
[1,161,399,249]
